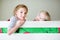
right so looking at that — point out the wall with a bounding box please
[0,0,60,21]
[0,0,2,19]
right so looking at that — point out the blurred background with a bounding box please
[0,0,60,21]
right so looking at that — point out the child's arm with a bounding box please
[8,20,25,35]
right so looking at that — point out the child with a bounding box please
[33,10,51,21]
[8,4,28,35]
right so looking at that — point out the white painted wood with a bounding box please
[0,33,60,40]
[0,21,60,28]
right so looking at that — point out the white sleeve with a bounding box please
[8,16,17,29]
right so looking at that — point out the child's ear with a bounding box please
[14,11,17,16]
[15,11,17,14]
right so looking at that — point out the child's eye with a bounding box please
[25,13,26,14]
[20,12,23,13]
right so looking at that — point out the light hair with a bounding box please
[40,10,51,21]
[13,4,28,16]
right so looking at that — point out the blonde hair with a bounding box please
[40,10,51,21]
[13,4,28,16]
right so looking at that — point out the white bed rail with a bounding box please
[0,21,60,40]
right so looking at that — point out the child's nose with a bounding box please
[22,13,25,17]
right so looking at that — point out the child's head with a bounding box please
[13,4,28,20]
[34,10,51,21]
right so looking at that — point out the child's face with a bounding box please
[16,8,27,20]
[35,12,48,21]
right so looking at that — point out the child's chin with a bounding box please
[18,18,24,20]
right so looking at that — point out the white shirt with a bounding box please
[9,16,18,29]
